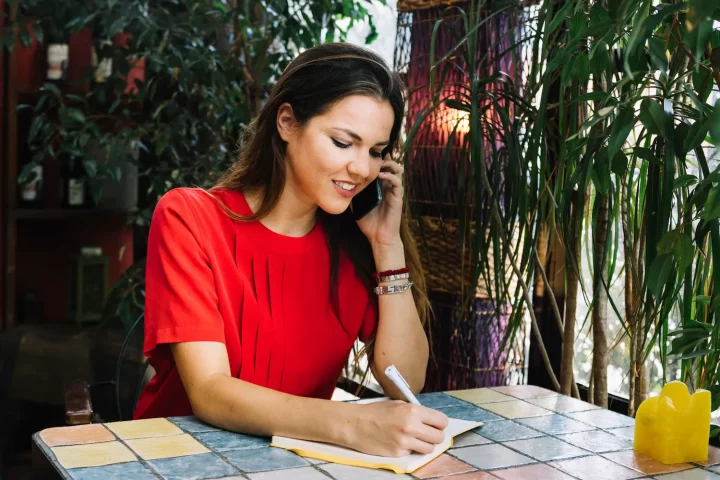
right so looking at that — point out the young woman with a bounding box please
[133,42,448,457]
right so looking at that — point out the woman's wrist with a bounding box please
[371,241,405,273]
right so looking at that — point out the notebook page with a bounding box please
[270,417,482,473]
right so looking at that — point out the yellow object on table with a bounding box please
[634,380,711,464]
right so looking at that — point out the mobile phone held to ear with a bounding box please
[351,178,382,221]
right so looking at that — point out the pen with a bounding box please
[385,365,421,405]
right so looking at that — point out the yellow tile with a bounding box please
[125,433,209,460]
[105,418,183,439]
[447,388,514,404]
[481,400,553,419]
[51,441,136,469]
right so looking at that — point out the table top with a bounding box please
[33,385,720,480]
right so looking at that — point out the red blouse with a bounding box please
[133,188,377,419]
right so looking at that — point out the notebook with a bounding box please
[271,414,483,474]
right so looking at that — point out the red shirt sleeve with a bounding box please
[143,189,225,358]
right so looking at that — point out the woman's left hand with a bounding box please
[356,156,405,247]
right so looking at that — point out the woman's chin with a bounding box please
[317,198,352,216]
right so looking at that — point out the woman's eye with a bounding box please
[332,138,350,149]
[370,150,383,158]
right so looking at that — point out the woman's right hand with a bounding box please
[344,401,449,457]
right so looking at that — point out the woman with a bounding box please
[133,42,448,457]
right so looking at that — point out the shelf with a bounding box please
[14,208,130,220]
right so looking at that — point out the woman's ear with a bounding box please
[276,103,297,143]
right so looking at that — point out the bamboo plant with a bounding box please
[406,0,720,413]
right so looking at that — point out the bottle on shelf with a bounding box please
[19,162,43,207]
[63,155,87,208]
[46,27,69,85]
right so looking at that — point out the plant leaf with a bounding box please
[608,106,634,158]
[685,119,709,152]
[647,254,674,298]
[639,98,665,136]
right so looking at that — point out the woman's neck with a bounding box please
[245,186,317,237]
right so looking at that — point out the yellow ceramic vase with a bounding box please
[634,380,711,464]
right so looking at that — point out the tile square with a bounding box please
[697,446,720,466]
[550,456,642,480]
[169,416,222,433]
[51,441,136,469]
[223,447,309,472]
[492,463,577,480]
[413,454,475,478]
[557,430,633,453]
[437,404,504,423]
[566,410,635,429]
[419,392,472,409]
[452,432,493,448]
[708,465,720,475]
[503,436,588,461]
[480,400,553,419]
[473,420,543,442]
[658,469,720,479]
[126,433,209,460]
[40,424,115,447]
[448,388,515,404]
[105,418,183,439]
[67,461,157,480]
[606,426,635,440]
[517,414,595,435]
[150,453,239,479]
[526,396,601,413]
[432,473,498,480]
[248,466,330,480]
[320,463,412,479]
[602,450,692,475]
[492,386,559,399]
[450,443,536,470]
[195,430,269,451]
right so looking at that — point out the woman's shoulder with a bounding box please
[155,187,248,218]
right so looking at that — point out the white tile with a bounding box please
[248,466,329,480]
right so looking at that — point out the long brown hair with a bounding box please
[212,42,429,368]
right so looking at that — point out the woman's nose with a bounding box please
[347,153,371,180]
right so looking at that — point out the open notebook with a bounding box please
[271,413,483,474]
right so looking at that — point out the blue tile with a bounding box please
[417,392,470,409]
[150,453,239,479]
[436,404,504,423]
[223,447,309,472]
[68,462,157,480]
[517,414,595,435]
[473,419,544,441]
[169,416,222,433]
[195,430,269,451]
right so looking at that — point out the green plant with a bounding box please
[407,0,720,414]
[13,0,384,343]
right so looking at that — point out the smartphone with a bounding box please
[351,178,382,220]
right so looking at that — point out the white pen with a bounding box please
[385,364,421,405]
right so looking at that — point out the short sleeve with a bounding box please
[358,298,378,343]
[143,189,225,357]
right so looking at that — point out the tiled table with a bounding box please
[32,385,720,480]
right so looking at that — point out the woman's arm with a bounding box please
[369,241,429,397]
[171,341,447,457]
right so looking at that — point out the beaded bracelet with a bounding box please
[374,281,414,295]
[373,266,410,282]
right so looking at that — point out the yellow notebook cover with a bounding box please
[270,416,483,474]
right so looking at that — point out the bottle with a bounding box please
[46,30,69,84]
[19,162,43,206]
[63,155,87,208]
